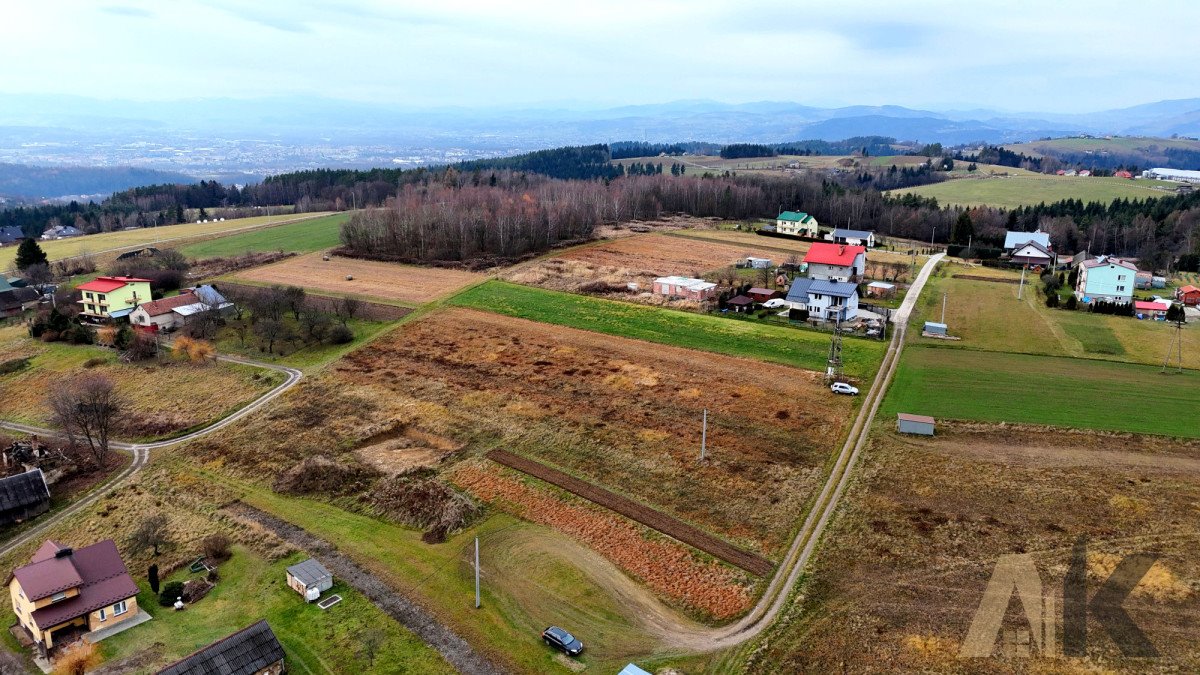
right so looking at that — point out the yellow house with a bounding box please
[775,211,820,237]
[8,539,140,657]
[76,276,152,322]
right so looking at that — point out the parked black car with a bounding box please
[542,626,584,656]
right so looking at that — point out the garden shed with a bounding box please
[726,295,754,312]
[897,413,935,436]
[286,559,333,601]
[923,321,947,336]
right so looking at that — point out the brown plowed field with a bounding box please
[488,449,773,576]
[232,251,484,305]
[334,308,851,557]
[504,233,781,296]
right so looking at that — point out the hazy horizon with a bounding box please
[2,1,1198,114]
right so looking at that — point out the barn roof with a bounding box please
[726,295,754,306]
[286,558,331,587]
[157,620,285,675]
[0,470,49,514]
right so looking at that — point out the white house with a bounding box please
[774,211,820,237]
[786,278,858,322]
[652,276,717,301]
[802,243,866,282]
[1008,240,1056,267]
[1075,256,1138,303]
[129,285,233,332]
[827,228,876,247]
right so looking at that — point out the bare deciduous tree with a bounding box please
[130,513,170,556]
[47,373,124,466]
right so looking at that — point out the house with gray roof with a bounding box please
[786,278,859,322]
[1003,229,1051,252]
[0,469,50,526]
[157,620,285,675]
[827,228,876,247]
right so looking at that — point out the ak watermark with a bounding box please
[960,536,1159,659]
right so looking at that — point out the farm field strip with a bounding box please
[450,281,885,377]
[230,251,486,305]
[887,174,1177,209]
[177,212,351,258]
[0,212,331,270]
[488,449,773,576]
[882,345,1200,437]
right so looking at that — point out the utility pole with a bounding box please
[474,537,480,609]
[1162,318,1185,374]
[700,409,707,461]
[941,291,948,324]
[1018,265,1027,300]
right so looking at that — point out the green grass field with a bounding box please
[887,175,1177,209]
[1006,136,1200,157]
[177,213,351,259]
[449,281,885,378]
[882,345,1200,438]
[95,546,454,674]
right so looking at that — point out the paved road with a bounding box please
[655,252,946,651]
[0,356,301,559]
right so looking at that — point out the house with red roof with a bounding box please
[1134,300,1170,319]
[802,243,866,282]
[1176,285,1200,306]
[8,539,141,657]
[76,276,152,322]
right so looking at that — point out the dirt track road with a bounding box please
[0,356,301,560]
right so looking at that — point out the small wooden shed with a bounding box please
[897,413,935,436]
[286,559,333,602]
[726,295,754,312]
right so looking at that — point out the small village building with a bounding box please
[157,620,286,675]
[8,539,140,656]
[652,276,718,301]
[286,559,333,601]
[1008,240,1056,267]
[114,247,160,261]
[1134,271,1153,289]
[1002,230,1052,253]
[787,278,858,322]
[923,321,947,336]
[0,287,39,318]
[1143,167,1200,184]
[774,211,820,237]
[1075,256,1138,304]
[130,285,233,331]
[76,277,152,322]
[746,287,781,303]
[40,225,84,240]
[897,413,935,436]
[827,228,876,247]
[744,256,772,269]
[1134,300,1170,319]
[865,281,897,298]
[0,470,50,527]
[726,295,754,312]
[1151,276,1167,289]
[802,243,866,282]
[1078,170,1092,177]
[0,226,24,246]
[1114,170,1133,179]
[1176,285,1200,306]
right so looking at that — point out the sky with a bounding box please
[1,0,1198,113]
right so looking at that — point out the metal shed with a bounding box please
[923,321,947,336]
[286,559,333,601]
[897,413,935,436]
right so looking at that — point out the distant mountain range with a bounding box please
[0,163,194,201]
[0,94,1197,176]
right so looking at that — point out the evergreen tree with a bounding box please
[148,564,160,594]
[15,238,48,270]
[950,211,974,245]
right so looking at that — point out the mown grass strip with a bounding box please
[882,345,1199,437]
[178,213,351,258]
[449,281,885,378]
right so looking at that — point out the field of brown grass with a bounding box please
[230,252,485,305]
[0,325,282,439]
[749,423,1200,672]
[505,233,782,297]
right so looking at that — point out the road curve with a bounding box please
[0,356,301,558]
[658,252,946,652]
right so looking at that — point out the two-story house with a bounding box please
[827,228,876,248]
[774,211,820,237]
[8,539,140,657]
[785,278,860,322]
[802,243,866,282]
[76,276,152,322]
[1075,256,1138,304]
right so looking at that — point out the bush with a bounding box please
[82,357,107,368]
[0,357,30,375]
[158,580,185,607]
[113,326,134,350]
[327,323,354,344]
[64,324,96,345]
[201,533,232,562]
[1064,295,1078,310]
[1045,291,1059,308]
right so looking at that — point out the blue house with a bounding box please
[1075,256,1138,303]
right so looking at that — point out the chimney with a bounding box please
[54,547,73,559]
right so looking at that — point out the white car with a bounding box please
[830,382,859,396]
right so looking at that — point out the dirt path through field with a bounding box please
[226,502,506,675]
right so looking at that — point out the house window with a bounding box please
[85,292,93,300]
[97,294,105,302]
[113,600,128,616]
[98,607,106,621]
[51,592,66,603]
[1117,286,1125,292]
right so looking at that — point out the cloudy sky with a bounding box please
[2,0,1197,112]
